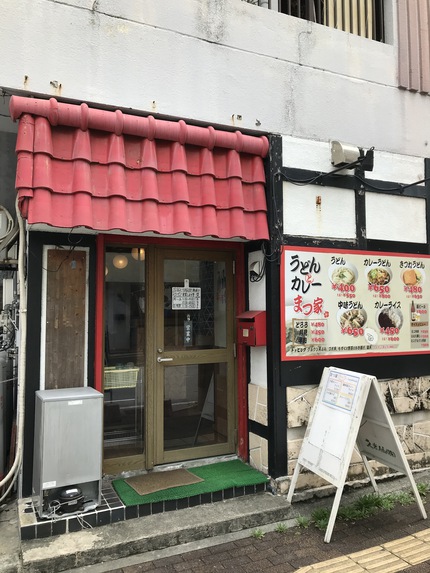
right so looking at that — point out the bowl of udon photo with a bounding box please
[337,308,367,329]
[329,263,358,286]
[367,265,392,286]
[401,268,425,287]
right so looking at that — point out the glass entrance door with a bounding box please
[153,250,236,465]
[102,245,236,473]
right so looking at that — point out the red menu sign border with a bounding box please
[281,245,430,362]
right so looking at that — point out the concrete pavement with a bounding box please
[2,469,430,572]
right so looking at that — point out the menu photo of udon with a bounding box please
[337,307,367,330]
[401,267,425,288]
[329,262,357,287]
[367,265,392,287]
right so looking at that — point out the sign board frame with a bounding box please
[287,366,427,542]
[281,246,430,361]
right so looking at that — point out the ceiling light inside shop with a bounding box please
[131,248,145,261]
[113,254,128,269]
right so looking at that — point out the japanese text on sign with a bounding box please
[281,247,430,361]
[172,286,201,310]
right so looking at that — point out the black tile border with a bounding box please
[109,501,124,509]
[200,492,212,504]
[138,503,151,517]
[188,494,201,507]
[21,480,269,540]
[68,517,83,533]
[164,499,178,512]
[20,525,36,541]
[177,497,189,510]
[52,518,67,536]
[151,501,164,515]
[97,509,112,526]
[111,507,125,523]
[82,512,97,528]
[36,521,52,539]
[223,487,235,499]
[125,505,138,520]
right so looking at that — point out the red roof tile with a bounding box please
[10,97,269,240]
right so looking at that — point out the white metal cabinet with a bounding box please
[32,387,103,518]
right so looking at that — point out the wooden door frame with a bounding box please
[95,235,249,468]
[152,247,236,466]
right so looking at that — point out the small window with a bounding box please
[279,0,385,42]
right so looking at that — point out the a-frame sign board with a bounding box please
[287,367,427,543]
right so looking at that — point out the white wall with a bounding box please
[248,250,267,388]
[1,0,429,160]
[282,136,428,242]
[283,183,356,239]
[282,136,426,185]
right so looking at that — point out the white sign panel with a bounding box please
[296,367,371,488]
[357,382,407,474]
[281,246,430,360]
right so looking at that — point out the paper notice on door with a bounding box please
[172,286,201,309]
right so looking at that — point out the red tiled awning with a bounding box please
[9,97,269,240]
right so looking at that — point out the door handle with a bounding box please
[157,357,173,363]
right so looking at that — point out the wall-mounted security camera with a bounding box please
[330,140,360,168]
[249,260,261,281]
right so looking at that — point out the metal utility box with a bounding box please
[32,387,103,519]
[236,311,266,346]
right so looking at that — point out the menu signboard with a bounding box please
[281,246,430,361]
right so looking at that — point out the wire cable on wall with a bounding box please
[30,228,83,273]
[0,197,27,504]
[280,160,430,195]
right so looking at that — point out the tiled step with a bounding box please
[19,481,269,540]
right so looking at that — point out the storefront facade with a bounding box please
[2,0,430,508]
[7,95,270,496]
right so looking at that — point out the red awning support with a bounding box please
[10,97,269,241]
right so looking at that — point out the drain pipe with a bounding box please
[0,197,27,503]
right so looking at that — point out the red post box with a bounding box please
[236,311,266,346]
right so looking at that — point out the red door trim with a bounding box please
[94,234,105,393]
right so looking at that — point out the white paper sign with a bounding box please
[172,279,201,310]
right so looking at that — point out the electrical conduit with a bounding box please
[0,197,27,503]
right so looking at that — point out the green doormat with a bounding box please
[112,459,269,506]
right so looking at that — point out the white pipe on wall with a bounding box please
[0,197,27,502]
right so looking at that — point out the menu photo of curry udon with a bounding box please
[367,265,392,286]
